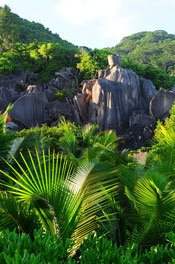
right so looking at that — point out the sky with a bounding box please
[0,0,175,49]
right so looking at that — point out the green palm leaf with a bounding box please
[0,148,117,255]
[126,172,175,246]
[0,191,40,235]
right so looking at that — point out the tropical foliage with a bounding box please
[0,42,79,82]
[1,8,175,259]
[1,229,175,263]
[76,49,111,81]
[17,118,123,167]
[0,108,14,171]
[0,5,19,52]
[0,103,175,258]
[0,229,71,263]
[0,149,117,255]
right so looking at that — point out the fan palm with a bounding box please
[0,148,117,255]
[120,162,175,247]
[0,191,40,235]
[58,118,122,167]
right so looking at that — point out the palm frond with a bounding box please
[0,148,118,255]
[0,191,40,235]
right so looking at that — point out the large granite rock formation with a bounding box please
[1,54,175,150]
[0,68,78,129]
[71,54,175,149]
[77,56,157,133]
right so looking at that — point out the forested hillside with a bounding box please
[0,5,76,53]
[0,5,78,82]
[13,13,76,49]
[0,5,175,89]
[106,30,175,75]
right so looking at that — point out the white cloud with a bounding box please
[55,0,123,25]
[0,0,8,6]
[100,12,140,43]
[54,0,141,45]
[53,0,175,48]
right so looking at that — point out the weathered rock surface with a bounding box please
[26,85,43,94]
[5,122,21,131]
[0,98,9,112]
[47,101,71,120]
[150,88,175,120]
[71,54,174,149]
[1,54,175,150]
[50,68,77,90]
[139,78,156,114]
[90,79,135,130]
[0,70,29,92]
[0,87,14,104]
[74,93,88,122]
[0,68,78,128]
[108,54,121,68]
[9,94,45,128]
[172,85,175,94]
[87,68,156,132]
[129,110,155,128]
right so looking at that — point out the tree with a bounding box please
[0,5,19,53]
[76,50,98,81]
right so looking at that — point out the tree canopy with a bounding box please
[0,5,19,52]
[106,30,175,76]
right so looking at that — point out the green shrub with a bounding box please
[76,48,175,90]
[2,230,175,264]
[77,234,175,263]
[121,59,175,90]
[0,229,72,264]
[76,234,175,264]
[16,119,120,166]
[146,102,175,167]
[17,121,76,153]
[0,42,79,82]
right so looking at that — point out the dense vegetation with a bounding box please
[13,13,76,49]
[1,8,175,261]
[106,30,175,75]
[0,5,79,82]
[1,230,175,263]
[0,101,175,261]
[0,6,175,89]
[0,42,78,82]
[1,44,174,88]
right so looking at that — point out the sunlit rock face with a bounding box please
[90,79,136,130]
[73,53,175,149]
[0,53,175,150]
[108,54,121,68]
[89,76,156,131]
[80,54,157,132]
